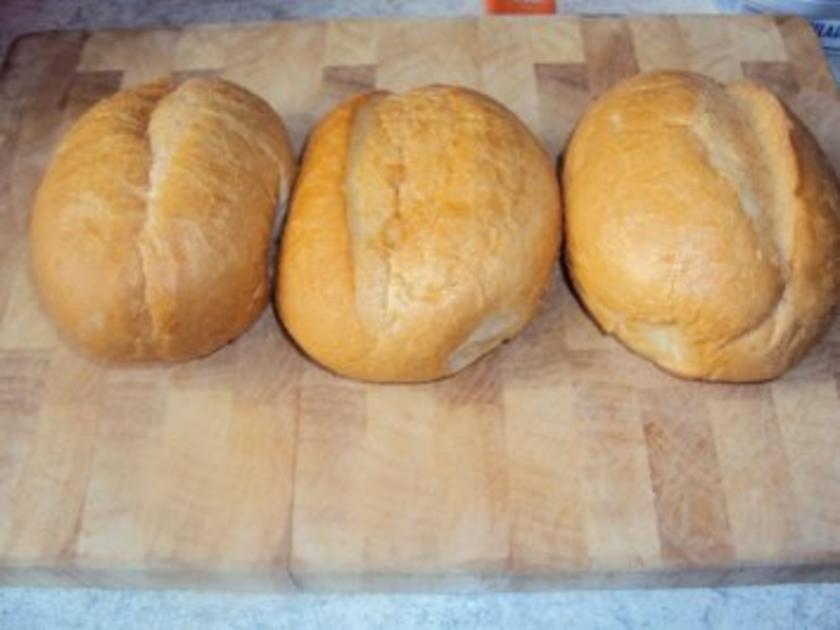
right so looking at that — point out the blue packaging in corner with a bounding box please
[812,19,840,51]
[727,0,840,82]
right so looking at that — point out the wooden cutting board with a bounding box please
[2,15,840,591]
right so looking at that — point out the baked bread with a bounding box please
[278,86,561,382]
[564,70,840,381]
[30,77,295,361]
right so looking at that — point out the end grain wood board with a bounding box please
[1,15,840,591]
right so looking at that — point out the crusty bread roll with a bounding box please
[30,77,295,361]
[564,71,840,381]
[278,86,561,382]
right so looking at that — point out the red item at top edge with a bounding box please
[485,0,556,14]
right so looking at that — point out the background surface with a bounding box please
[2,583,840,630]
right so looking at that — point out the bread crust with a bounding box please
[564,71,840,381]
[30,77,295,361]
[278,86,561,382]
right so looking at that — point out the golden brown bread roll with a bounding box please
[278,86,561,382]
[30,77,295,361]
[564,70,840,381]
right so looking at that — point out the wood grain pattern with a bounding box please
[1,16,839,591]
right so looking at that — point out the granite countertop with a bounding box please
[2,584,840,629]
[2,1,840,628]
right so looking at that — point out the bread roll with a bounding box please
[278,86,561,382]
[564,71,840,381]
[30,77,295,361]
